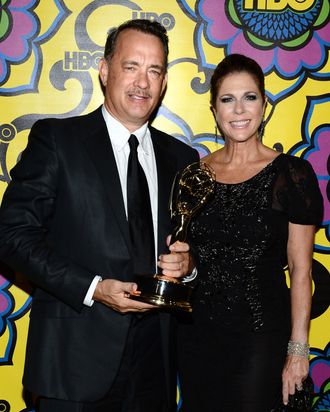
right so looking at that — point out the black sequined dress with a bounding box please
[177,154,323,412]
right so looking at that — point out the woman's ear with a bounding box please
[262,96,268,116]
[210,105,216,118]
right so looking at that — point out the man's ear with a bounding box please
[161,72,168,94]
[98,58,109,87]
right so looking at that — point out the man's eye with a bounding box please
[150,70,161,78]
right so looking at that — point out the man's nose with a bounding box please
[134,70,149,89]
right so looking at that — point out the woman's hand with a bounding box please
[157,235,195,278]
[282,355,309,405]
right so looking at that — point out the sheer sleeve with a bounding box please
[274,155,324,225]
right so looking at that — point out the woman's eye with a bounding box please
[246,94,257,101]
[220,97,232,103]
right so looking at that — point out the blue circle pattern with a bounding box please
[236,0,322,44]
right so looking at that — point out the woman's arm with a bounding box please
[282,222,315,405]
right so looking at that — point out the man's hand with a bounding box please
[158,237,194,278]
[93,279,156,313]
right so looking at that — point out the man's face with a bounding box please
[99,29,168,132]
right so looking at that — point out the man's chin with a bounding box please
[127,110,154,124]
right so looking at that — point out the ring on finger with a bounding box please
[296,383,303,391]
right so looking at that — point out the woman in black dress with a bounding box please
[177,54,323,412]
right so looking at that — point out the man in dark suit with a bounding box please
[0,19,198,412]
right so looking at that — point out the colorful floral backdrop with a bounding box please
[0,1,329,411]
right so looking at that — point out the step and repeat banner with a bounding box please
[0,1,329,411]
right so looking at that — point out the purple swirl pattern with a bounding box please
[198,0,330,77]
[0,0,70,94]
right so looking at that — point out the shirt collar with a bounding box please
[102,105,150,153]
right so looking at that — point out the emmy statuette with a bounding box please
[130,162,215,312]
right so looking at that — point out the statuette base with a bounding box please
[130,274,193,312]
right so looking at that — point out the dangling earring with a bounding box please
[258,120,265,140]
[214,124,218,145]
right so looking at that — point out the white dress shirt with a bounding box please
[84,106,158,306]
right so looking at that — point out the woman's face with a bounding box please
[213,71,266,144]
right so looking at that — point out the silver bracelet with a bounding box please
[181,267,198,283]
[287,340,310,359]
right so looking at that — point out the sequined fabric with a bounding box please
[188,153,323,331]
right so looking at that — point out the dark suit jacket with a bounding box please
[0,107,199,405]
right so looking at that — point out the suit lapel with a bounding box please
[82,113,178,262]
[150,128,177,254]
[83,108,130,248]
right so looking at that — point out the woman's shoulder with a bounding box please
[274,152,315,175]
[201,149,224,163]
[275,152,308,165]
[273,153,323,225]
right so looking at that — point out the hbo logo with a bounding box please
[131,11,175,30]
[63,51,103,71]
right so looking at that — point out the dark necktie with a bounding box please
[127,134,155,275]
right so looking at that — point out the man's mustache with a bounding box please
[127,89,151,98]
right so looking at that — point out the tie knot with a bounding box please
[128,134,139,152]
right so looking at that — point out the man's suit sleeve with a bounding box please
[0,120,95,312]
